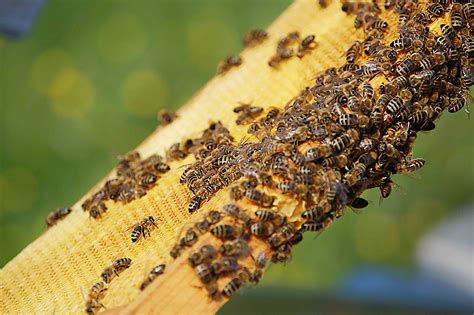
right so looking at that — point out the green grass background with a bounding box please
[1,0,473,298]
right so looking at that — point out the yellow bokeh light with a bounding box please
[354,212,401,262]
[122,69,167,118]
[31,49,74,95]
[0,168,38,214]
[187,19,237,70]
[97,14,148,64]
[47,66,95,118]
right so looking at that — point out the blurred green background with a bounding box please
[0,0,473,313]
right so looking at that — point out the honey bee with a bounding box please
[386,96,404,115]
[301,206,323,220]
[219,239,250,257]
[222,278,243,298]
[210,257,239,275]
[140,264,165,290]
[450,6,464,29]
[85,298,105,315]
[396,58,416,76]
[195,263,214,283]
[166,143,187,161]
[188,245,217,267]
[45,207,72,227]
[130,216,158,243]
[447,96,466,113]
[288,231,304,246]
[250,222,275,237]
[345,40,362,63]
[338,113,358,126]
[255,251,269,269]
[330,129,359,152]
[188,196,202,214]
[223,203,251,226]
[321,154,348,168]
[427,3,444,17]
[180,228,199,247]
[101,258,132,283]
[234,103,264,125]
[243,29,268,47]
[297,35,316,58]
[396,158,426,173]
[390,37,412,50]
[87,281,107,301]
[210,224,243,239]
[245,188,275,207]
[158,110,177,126]
[217,55,242,74]
[276,181,297,194]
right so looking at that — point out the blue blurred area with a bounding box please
[0,0,46,38]
[338,266,473,312]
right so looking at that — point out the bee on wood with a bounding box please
[243,29,268,47]
[301,206,324,220]
[158,110,177,126]
[166,143,187,161]
[217,55,242,74]
[210,257,239,275]
[223,204,251,226]
[210,224,243,239]
[188,245,217,267]
[45,207,72,227]
[140,264,165,290]
[85,298,105,315]
[346,40,362,63]
[234,103,264,125]
[255,209,286,226]
[101,258,132,283]
[250,222,275,237]
[180,228,199,247]
[188,196,202,214]
[222,278,242,298]
[87,281,107,303]
[297,35,316,58]
[195,263,214,284]
[244,188,275,207]
[130,216,158,243]
[219,239,250,257]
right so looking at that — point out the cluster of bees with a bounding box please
[268,32,317,67]
[173,0,472,299]
[81,152,170,219]
[85,258,132,314]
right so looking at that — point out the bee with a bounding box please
[180,228,199,247]
[288,231,304,246]
[427,3,444,17]
[250,222,275,237]
[384,0,395,10]
[88,281,107,301]
[346,41,362,63]
[158,110,177,126]
[217,55,242,74]
[297,35,316,58]
[234,104,264,125]
[210,224,242,239]
[219,239,250,257]
[396,158,426,173]
[390,37,412,50]
[396,58,416,76]
[267,222,296,248]
[276,181,297,194]
[188,196,202,214]
[301,206,323,220]
[230,185,245,200]
[45,207,72,227]
[344,162,367,187]
[131,216,158,243]
[101,258,132,283]
[223,203,251,226]
[188,245,217,267]
[85,298,105,315]
[245,188,275,207]
[166,143,187,161]
[386,96,403,115]
[243,29,268,47]
[301,221,324,232]
[339,113,358,126]
[330,129,359,152]
[210,257,239,275]
[321,154,348,168]
[222,278,242,298]
[447,96,466,113]
[140,264,165,290]
[255,251,269,269]
[195,263,214,283]
[450,7,464,29]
